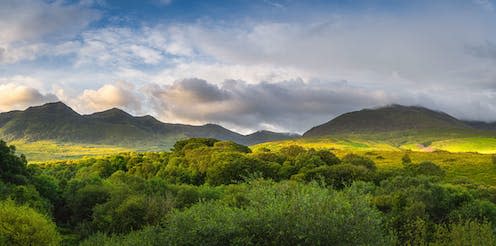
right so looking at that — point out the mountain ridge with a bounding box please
[303,104,487,137]
[0,102,297,147]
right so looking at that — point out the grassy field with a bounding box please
[253,133,496,186]
[11,140,134,163]
[12,130,496,186]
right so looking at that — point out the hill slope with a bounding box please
[0,102,296,148]
[304,105,470,137]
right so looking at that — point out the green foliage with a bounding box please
[172,138,219,153]
[2,138,496,245]
[407,161,445,177]
[0,200,61,246]
[206,152,274,185]
[342,153,377,170]
[80,227,161,246]
[213,141,252,153]
[279,145,306,157]
[402,153,412,165]
[161,181,392,246]
[92,194,173,234]
[0,140,29,184]
[430,220,496,246]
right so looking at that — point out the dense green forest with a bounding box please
[2,138,496,245]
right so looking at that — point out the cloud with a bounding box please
[145,78,392,133]
[0,83,58,112]
[0,0,100,64]
[78,82,142,113]
[2,0,496,133]
[74,27,169,67]
[155,0,173,6]
[0,0,100,44]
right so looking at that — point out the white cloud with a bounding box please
[74,27,169,67]
[0,0,100,64]
[78,82,142,113]
[0,83,58,112]
[0,0,100,44]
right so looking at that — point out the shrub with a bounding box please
[408,161,445,176]
[206,152,273,185]
[279,145,306,158]
[342,153,377,170]
[0,200,61,246]
[402,153,412,165]
[431,220,496,246]
[161,181,392,245]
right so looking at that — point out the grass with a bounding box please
[11,140,134,163]
[13,130,496,186]
[429,137,496,154]
[253,133,496,186]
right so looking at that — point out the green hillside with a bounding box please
[0,102,297,154]
[304,105,470,137]
[255,129,496,154]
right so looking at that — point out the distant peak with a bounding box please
[105,107,129,114]
[26,101,78,115]
[88,107,133,119]
[41,101,70,108]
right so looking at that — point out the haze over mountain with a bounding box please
[304,105,492,137]
[0,102,297,148]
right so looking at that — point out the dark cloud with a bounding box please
[146,78,392,133]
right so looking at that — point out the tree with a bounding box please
[342,153,377,170]
[402,153,412,166]
[161,181,392,245]
[279,145,306,158]
[206,152,271,185]
[0,140,29,184]
[0,200,61,246]
[431,220,496,246]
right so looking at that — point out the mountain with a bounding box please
[303,105,471,137]
[0,102,296,147]
[463,121,496,131]
[244,130,300,145]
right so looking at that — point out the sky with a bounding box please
[1,0,496,134]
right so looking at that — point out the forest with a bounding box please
[1,138,496,245]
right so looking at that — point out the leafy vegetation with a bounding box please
[2,137,496,245]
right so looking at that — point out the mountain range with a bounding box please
[0,102,297,148]
[2,102,495,151]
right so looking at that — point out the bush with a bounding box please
[206,152,273,185]
[172,138,219,153]
[431,220,496,246]
[161,181,392,245]
[279,145,306,158]
[408,161,445,176]
[0,200,61,246]
[0,140,29,184]
[80,227,161,246]
[301,164,372,188]
[402,153,412,165]
[342,153,377,170]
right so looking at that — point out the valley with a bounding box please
[3,102,496,245]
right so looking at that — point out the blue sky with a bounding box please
[1,0,496,133]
